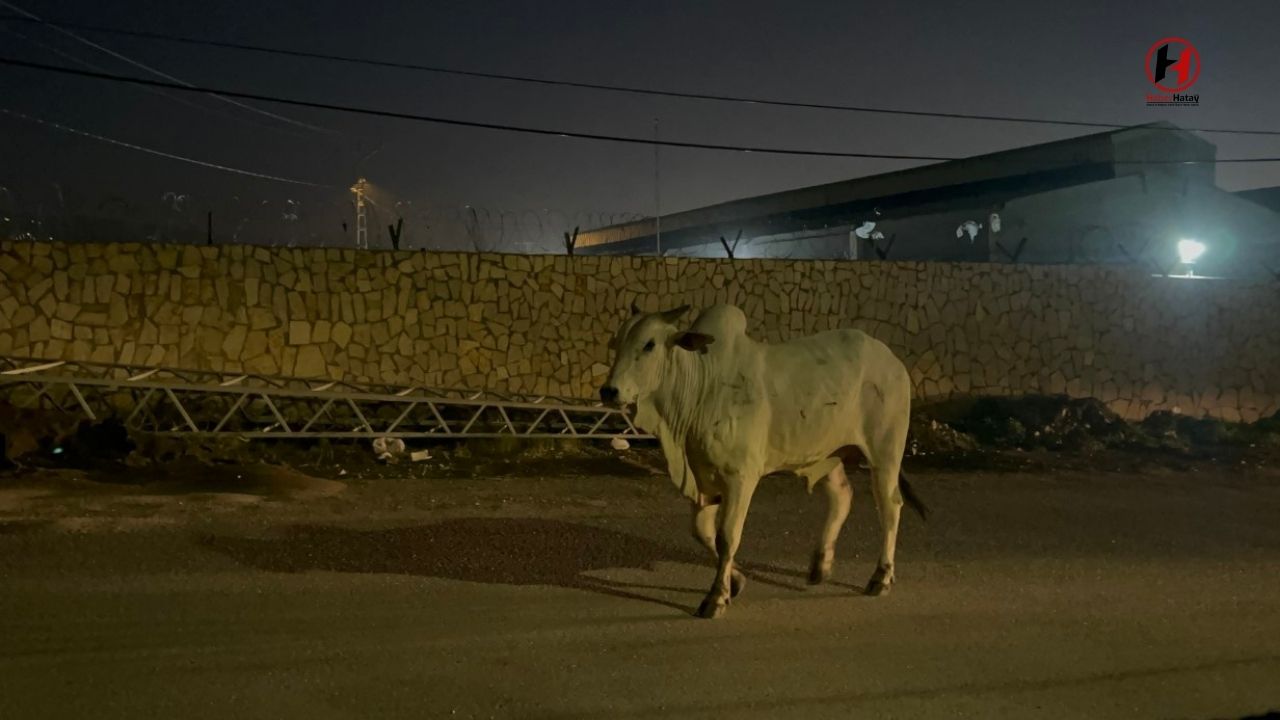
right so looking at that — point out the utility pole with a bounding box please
[350,177,368,250]
[654,118,662,256]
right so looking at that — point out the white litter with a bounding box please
[372,437,407,461]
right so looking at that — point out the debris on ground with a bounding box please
[908,416,979,456]
[372,437,407,462]
[0,401,80,465]
[909,395,1280,459]
[954,395,1143,452]
[4,393,1279,484]
[126,434,254,468]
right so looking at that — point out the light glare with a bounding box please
[1177,239,1206,264]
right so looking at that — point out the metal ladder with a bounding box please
[0,355,649,441]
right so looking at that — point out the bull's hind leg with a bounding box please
[690,501,746,598]
[866,460,904,596]
[808,463,852,585]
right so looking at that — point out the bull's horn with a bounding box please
[631,301,642,316]
[659,305,691,323]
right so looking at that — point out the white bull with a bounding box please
[600,303,928,619]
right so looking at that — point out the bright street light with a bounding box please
[1177,239,1206,265]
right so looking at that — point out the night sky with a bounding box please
[2,0,1279,247]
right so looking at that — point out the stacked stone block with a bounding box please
[1,241,1276,421]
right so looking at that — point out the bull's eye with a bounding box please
[643,340,656,353]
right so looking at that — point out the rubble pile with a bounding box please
[909,395,1280,457]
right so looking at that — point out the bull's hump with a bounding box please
[691,304,748,339]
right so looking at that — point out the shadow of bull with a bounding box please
[200,517,725,614]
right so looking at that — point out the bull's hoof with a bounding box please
[730,570,747,599]
[696,596,728,619]
[807,551,832,586]
[865,565,893,596]
[864,580,891,596]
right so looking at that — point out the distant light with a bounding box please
[52,447,63,455]
[956,220,982,243]
[1177,239,1206,264]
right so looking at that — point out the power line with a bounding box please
[0,2,334,135]
[0,57,954,161]
[5,57,1280,165]
[2,13,1278,138]
[0,106,331,186]
[0,25,315,137]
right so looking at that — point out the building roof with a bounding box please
[1237,186,1280,214]
[577,122,1217,255]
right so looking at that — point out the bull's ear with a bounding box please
[672,332,714,353]
[658,304,690,324]
[630,301,642,316]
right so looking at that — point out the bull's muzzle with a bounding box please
[599,385,620,406]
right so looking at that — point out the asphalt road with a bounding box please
[1,461,1278,719]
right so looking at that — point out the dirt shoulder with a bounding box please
[2,434,1277,538]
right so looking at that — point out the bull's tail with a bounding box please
[898,471,930,521]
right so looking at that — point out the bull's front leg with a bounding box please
[690,500,746,599]
[696,475,760,619]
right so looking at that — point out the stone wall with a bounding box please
[2,241,1278,421]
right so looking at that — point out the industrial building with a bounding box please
[577,123,1280,279]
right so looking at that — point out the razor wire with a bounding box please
[0,181,648,252]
